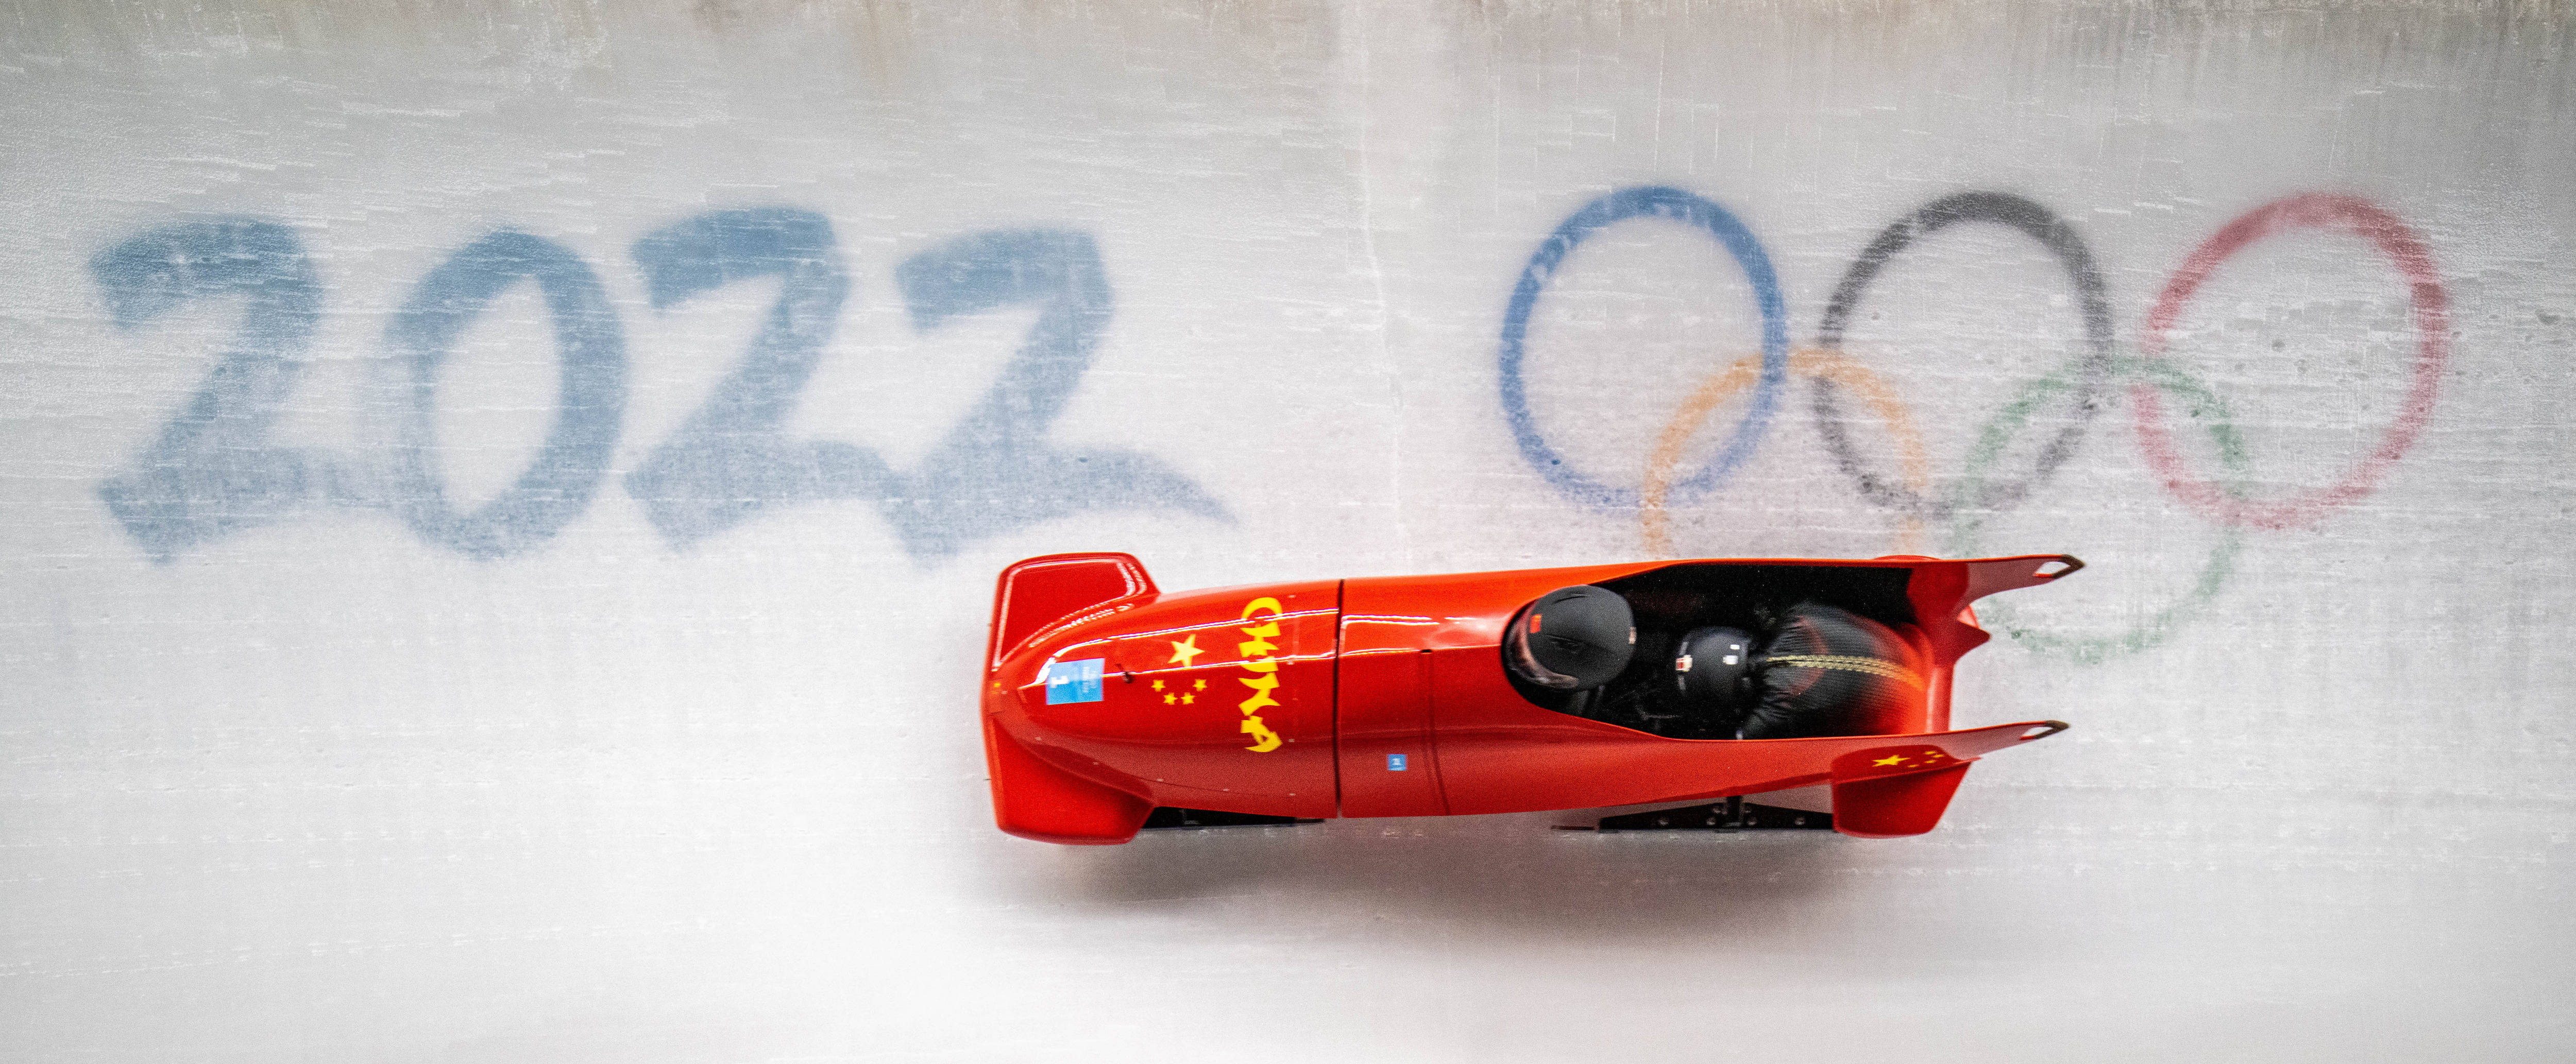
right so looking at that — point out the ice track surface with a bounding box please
[2,3,2572,1061]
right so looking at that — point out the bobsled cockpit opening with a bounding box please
[1504,563,1930,741]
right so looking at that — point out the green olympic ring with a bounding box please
[1943,355,2251,664]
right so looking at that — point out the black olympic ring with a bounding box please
[1808,191,2117,517]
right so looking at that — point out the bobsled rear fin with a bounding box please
[1962,554,2085,604]
[1831,762,1971,837]
[1817,726,2064,837]
[983,716,1155,845]
[987,553,1157,667]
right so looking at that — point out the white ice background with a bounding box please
[3,3,2572,1061]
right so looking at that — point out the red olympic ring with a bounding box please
[2131,193,2450,531]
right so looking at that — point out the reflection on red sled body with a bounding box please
[979,552,2081,845]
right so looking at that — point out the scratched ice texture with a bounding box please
[2,2,2571,1061]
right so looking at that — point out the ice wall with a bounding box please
[4,2,2572,1060]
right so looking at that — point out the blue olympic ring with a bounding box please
[1497,186,1790,510]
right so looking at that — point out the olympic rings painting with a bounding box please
[1500,187,2452,661]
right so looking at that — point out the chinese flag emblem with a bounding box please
[1840,746,1960,778]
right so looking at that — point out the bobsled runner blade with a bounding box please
[1140,808,1325,830]
[1577,796,1836,833]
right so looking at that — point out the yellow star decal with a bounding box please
[1163,693,1177,705]
[1872,754,1907,767]
[1167,634,1205,667]
[1194,679,1207,691]
[1151,679,1164,691]
[1180,693,1195,705]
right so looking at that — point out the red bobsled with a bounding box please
[979,552,2081,845]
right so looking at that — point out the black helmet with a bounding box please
[1506,586,1635,691]
[1672,625,1760,720]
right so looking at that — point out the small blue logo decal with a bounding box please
[1387,753,1408,771]
[1044,658,1105,705]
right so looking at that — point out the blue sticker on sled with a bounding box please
[1044,658,1105,705]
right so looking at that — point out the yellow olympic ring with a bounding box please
[1640,348,1931,558]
